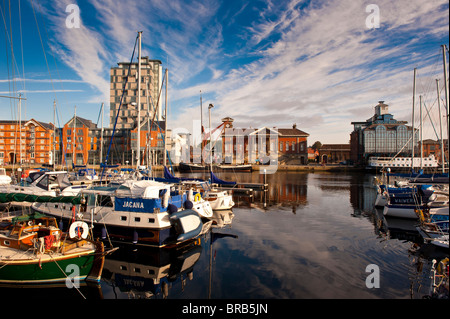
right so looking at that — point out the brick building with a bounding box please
[0,119,54,165]
[419,139,448,165]
[319,144,351,164]
[220,118,309,164]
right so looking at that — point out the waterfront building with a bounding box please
[419,139,449,165]
[350,101,418,165]
[278,124,310,165]
[319,144,351,164]
[0,119,54,165]
[220,118,309,164]
[109,56,163,130]
[60,116,98,166]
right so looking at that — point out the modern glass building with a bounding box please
[350,101,418,165]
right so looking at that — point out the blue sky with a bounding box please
[0,0,448,144]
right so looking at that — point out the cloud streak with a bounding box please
[17,0,448,143]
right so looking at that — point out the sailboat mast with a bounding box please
[442,44,449,170]
[436,79,445,173]
[200,90,204,165]
[419,95,423,169]
[164,68,168,167]
[53,100,56,170]
[100,102,104,166]
[411,68,416,169]
[136,31,142,170]
[73,106,76,166]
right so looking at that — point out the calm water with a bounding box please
[2,171,447,299]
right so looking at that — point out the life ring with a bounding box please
[194,193,202,202]
[69,221,89,240]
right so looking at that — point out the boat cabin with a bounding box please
[0,215,62,251]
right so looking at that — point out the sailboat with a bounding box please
[0,213,106,285]
[376,47,450,218]
[32,32,204,248]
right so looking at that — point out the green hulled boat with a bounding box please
[0,213,105,285]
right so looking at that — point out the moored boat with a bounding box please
[0,213,106,285]
[31,180,204,247]
[0,171,88,209]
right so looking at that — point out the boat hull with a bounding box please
[32,204,203,248]
[384,205,449,220]
[0,247,99,285]
[178,162,210,172]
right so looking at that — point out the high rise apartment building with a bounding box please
[109,57,163,129]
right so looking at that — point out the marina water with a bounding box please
[2,171,445,299]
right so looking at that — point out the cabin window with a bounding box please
[36,175,49,190]
[148,218,155,223]
[3,240,10,246]
[98,195,113,207]
[120,216,127,221]
[134,267,141,273]
[120,265,127,271]
[135,217,141,222]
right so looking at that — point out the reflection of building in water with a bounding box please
[235,172,308,212]
[349,174,378,213]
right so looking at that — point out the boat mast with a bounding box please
[136,31,142,170]
[442,44,449,170]
[53,100,56,170]
[419,95,423,169]
[164,68,168,167]
[436,79,445,173]
[19,93,22,164]
[100,102,104,166]
[73,106,76,166]
[200,90,204,165]
[411,68,416,170]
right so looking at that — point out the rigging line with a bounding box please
[417,51,443,107]
[0,2,16,118]
[8,0,16,109]
[101,34,139,179]
[18,0,26,119]
[35,0,70,110]
[422,101,441,142]
[29,0,58,101]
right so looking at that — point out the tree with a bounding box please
[311,141,322,151]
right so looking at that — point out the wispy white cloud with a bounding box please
[21,0,448,144]
[0,89,83,94]
[170,0,448,143]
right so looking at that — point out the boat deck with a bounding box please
[0,239,95,263]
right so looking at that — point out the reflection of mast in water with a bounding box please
[208,210,238,299]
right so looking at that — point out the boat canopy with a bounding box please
[210,171,236,185]
[117,180,172,199]
[0,192,82,204]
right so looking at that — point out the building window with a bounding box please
[280,142,283,152]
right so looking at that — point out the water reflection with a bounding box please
[2,171,446,299]
[101,241,203,299]
[100,210,238,299]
